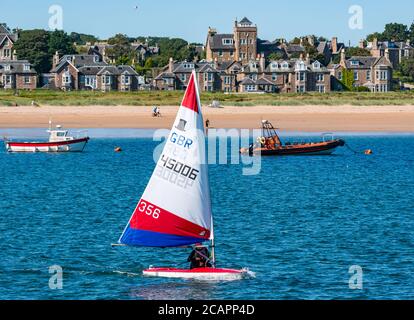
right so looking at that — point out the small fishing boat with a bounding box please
[4,123,89,153]
[116,70,251,281]
[241,120,345,156]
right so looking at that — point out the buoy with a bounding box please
[114,147,122,152]
[364,149,373,155]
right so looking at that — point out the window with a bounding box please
[271,63,278,70]
[180,74,187,82]
[313,61,321,69]
[224,76,231,85]
[245,84,256,92]
[122,75,130,85]
[103,75,111,85]
[85,76,97,88]
[240,39,247,45]
[272,73,278,81]
[338,71,343,80]
[353,71,359,81]
[240,53,246,60]
[282,62,289,69]
[62,72,71,84]
[24,76,31,84]
[296,72,305,82]
[230,51,234,57]
[404,50,410,57]
[367,70,371,80]
[23,64,30,71]
[249,73,258,81]
[183,63,194,69]
[316,85,325,93]
[57,132,66,137]
[350,60,359,66]
[3,49,11,58]
[222,39,233,45]
[296,85,305,93]
[317,73,324,82]
[204,73,213,82]
[219,50,223,57]
[5,75,12,84]
[93,55,99,63]
[4,64,10,71]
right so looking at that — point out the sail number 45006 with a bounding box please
[160,155,199,181]
[138,201,160,219]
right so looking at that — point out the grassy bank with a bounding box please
[1,89,414,106]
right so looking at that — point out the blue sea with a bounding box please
[0,129,413,300]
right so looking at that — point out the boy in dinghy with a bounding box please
[187,244,213,269]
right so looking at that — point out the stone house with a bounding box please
[330,49,393,92]
[365,38,414,69]
[206,17,258,64]
[50,53,139,91]
[154,58,240,92]
[0,60,37,90]
[0,23,17,61]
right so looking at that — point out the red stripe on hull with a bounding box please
[7,137,89,148]
[130,199,210,240]
[144,267,242,274]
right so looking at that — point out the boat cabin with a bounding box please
[48,125,72,142]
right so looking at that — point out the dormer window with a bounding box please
[282,62,289,69]
[222,38,233,45]
[23,64,30,71]
[93,55,99,63]
[350,60,359,66]
[4,64,10,71]
[183,63,194,69]
[313,61,321,69]
[271,63,278,70]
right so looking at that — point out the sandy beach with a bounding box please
[0,105,413,132]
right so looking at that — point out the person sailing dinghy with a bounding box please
[116,70,250,281]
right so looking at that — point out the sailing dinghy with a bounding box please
[116,71,250,281]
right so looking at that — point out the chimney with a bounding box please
[259,53,265,71]
[52,51,60,69]
[373,38,378,50]
[332,37,338,53]
[305,53,310,64]
[299,53,304,60]
[406,39,411,46]
[359,39,365,49]
[300,38,303,47]
[340,48,346,65]
[12,49,17,60]
[168,57,174,73]
[213,57,218,69]
[385,48,390,61]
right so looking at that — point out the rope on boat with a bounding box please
[344,143,373,155]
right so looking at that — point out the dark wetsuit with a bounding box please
[187,247,212,269]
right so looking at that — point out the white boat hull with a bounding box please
[143,267,253,281]
[5,138,89,153]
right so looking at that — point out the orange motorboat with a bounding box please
[241,120,345,156]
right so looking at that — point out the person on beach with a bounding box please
[153,106,161,117]
[205,119,210,129]
[187,244,212,269]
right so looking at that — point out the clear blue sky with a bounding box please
[1,0,413,45]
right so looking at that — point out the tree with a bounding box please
[409,22,414,43]
[13,29,51,73]
[341,69,355,91]
[382,23,408,41]
[366,32,385,42]
[399,58,414,80]
[70,32,98,45]
[106,33,134,65]
[48,30,76,57]
[346,47,371,57]
[267,51,285,61]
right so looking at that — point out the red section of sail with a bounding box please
[130,199,210,240]
[181,72,199,113]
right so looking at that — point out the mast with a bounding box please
[193,69,216,266]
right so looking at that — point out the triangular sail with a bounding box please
[119,71,212,247]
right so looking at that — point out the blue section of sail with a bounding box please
[120,227,206,248]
